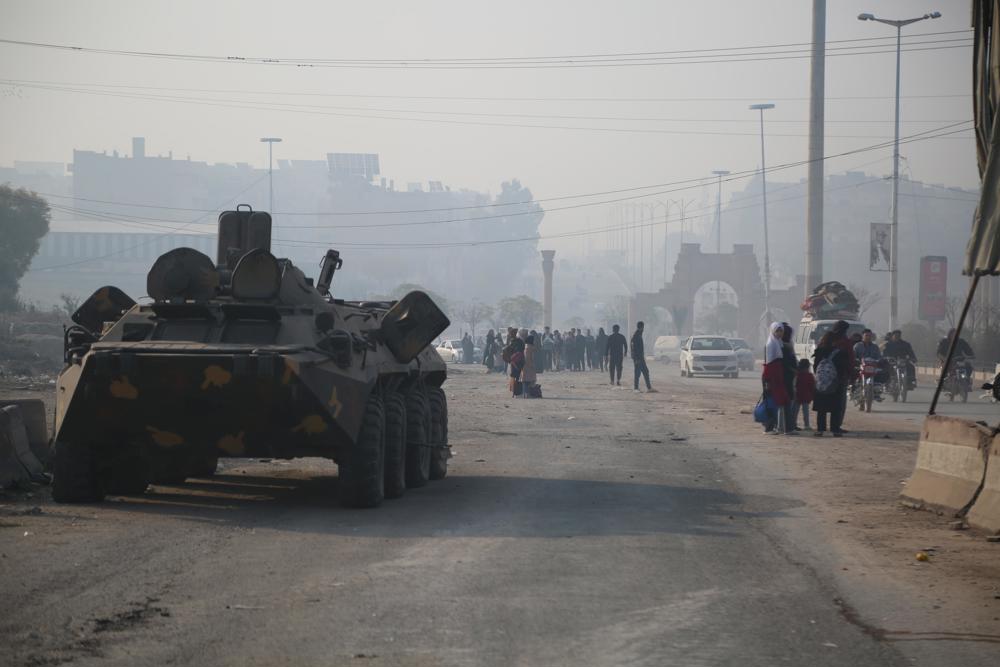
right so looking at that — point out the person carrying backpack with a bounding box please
[812,320,851,437]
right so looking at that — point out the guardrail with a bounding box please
[914,362,1000,383]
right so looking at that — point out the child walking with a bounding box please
[793,358,815,431]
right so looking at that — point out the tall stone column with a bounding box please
[541,250,555,329]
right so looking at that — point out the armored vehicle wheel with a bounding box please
[404,386,432,488]
[428,387,449,481]
[103,452,151,496]
[52,441,105,503]
[189,454,219,478]
[383,392,408,499]
[338,394,386,509]
[151,451,189,484]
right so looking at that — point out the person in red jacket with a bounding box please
[792,358,815,431]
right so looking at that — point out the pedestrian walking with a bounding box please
[522,334,539,397]
[793,358,815,430]
[631,321,655,392]
[553,330,564,371]
[483,329,498,373]
[606,324,627,386]
[595,327,608,371]
[542,326,555,371]
[781,322,798,433]
[812,320,851,437]
[762,322,790,434]
[461,333,474,364]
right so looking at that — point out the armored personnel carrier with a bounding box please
[52,206,451,508]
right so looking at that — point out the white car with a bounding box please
[679,336,740,378]
[653,335,682,362]
[727,337,755,371]
[435,339,463,363]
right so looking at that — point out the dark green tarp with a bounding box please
[967,1,1000,275]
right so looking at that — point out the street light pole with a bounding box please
[858,10,941,330]
[711,170,730,308]
[259,137,282,213]
[749,104,775,319]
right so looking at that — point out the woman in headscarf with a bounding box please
[762,322,790,434]
[508,329,528,397]
[780,322,799,432]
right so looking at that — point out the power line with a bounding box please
[0,79,966,126]
[0,35,972,69]
[6,80,978,141]
[0,78,971,103]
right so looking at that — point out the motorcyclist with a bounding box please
[882,329,917,389]
[937,328,975,389]
[853,329,887,386]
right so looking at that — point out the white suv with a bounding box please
[679,336,740,378]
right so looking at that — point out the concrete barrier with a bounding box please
[0,405,45,487]
[900,415,993,514]
[0,399,49,463]
[968,432,1000,534]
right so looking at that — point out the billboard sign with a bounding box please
[919,256,947,321]
[870,223,891,271]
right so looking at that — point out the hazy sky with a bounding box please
[1,0,978,249]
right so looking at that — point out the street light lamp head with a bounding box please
[858,12,875,20]
[749,103,776,111]
[927,11,941,19]
[259,137,283,143]
[711,170,730,176]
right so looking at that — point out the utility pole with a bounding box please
[858,10,941,330]
[749,104,775,319]
[806,0,826,298]
[259,137,282,213]
[711,170,729,308]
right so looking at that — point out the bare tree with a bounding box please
[58,293,81,319]
[455,301,493,338]
[848,283,882,319]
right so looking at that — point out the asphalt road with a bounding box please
[1,361,994,666]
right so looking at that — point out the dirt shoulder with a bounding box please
[650,363,1000,647]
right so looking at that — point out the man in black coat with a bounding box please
[631,321,655,392]
[605,324,627,386]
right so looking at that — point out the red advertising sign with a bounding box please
[919,256,947,320]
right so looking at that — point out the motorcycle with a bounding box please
[983,373,1000,403]
[884,357,908,403]
[851,357,883,413]
[943,355,973,403]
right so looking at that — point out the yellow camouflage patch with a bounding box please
[217,431,246,455]
[201,365,232,390]
[146,426,184,447]
[328,387,343,419]
[109,376,139,400]
[282,358,300,385]
[293,414,328,435]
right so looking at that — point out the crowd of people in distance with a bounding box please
[761,320,975,437]
[478,322,657,398]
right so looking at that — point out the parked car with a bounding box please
[435,339,463,363]
[653,335,682,362]
[727,337,755,371]
[679,336,740,378]
[435,339,481,363]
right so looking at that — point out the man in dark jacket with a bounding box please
[882,329,917,389]
[595,328,609,371]
[605,324,627,386]
[631,321,655,392]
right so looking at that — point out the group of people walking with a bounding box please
[479,322,656,397]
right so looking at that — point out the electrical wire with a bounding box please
[0,77,971,103]
[0,31,972,69]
